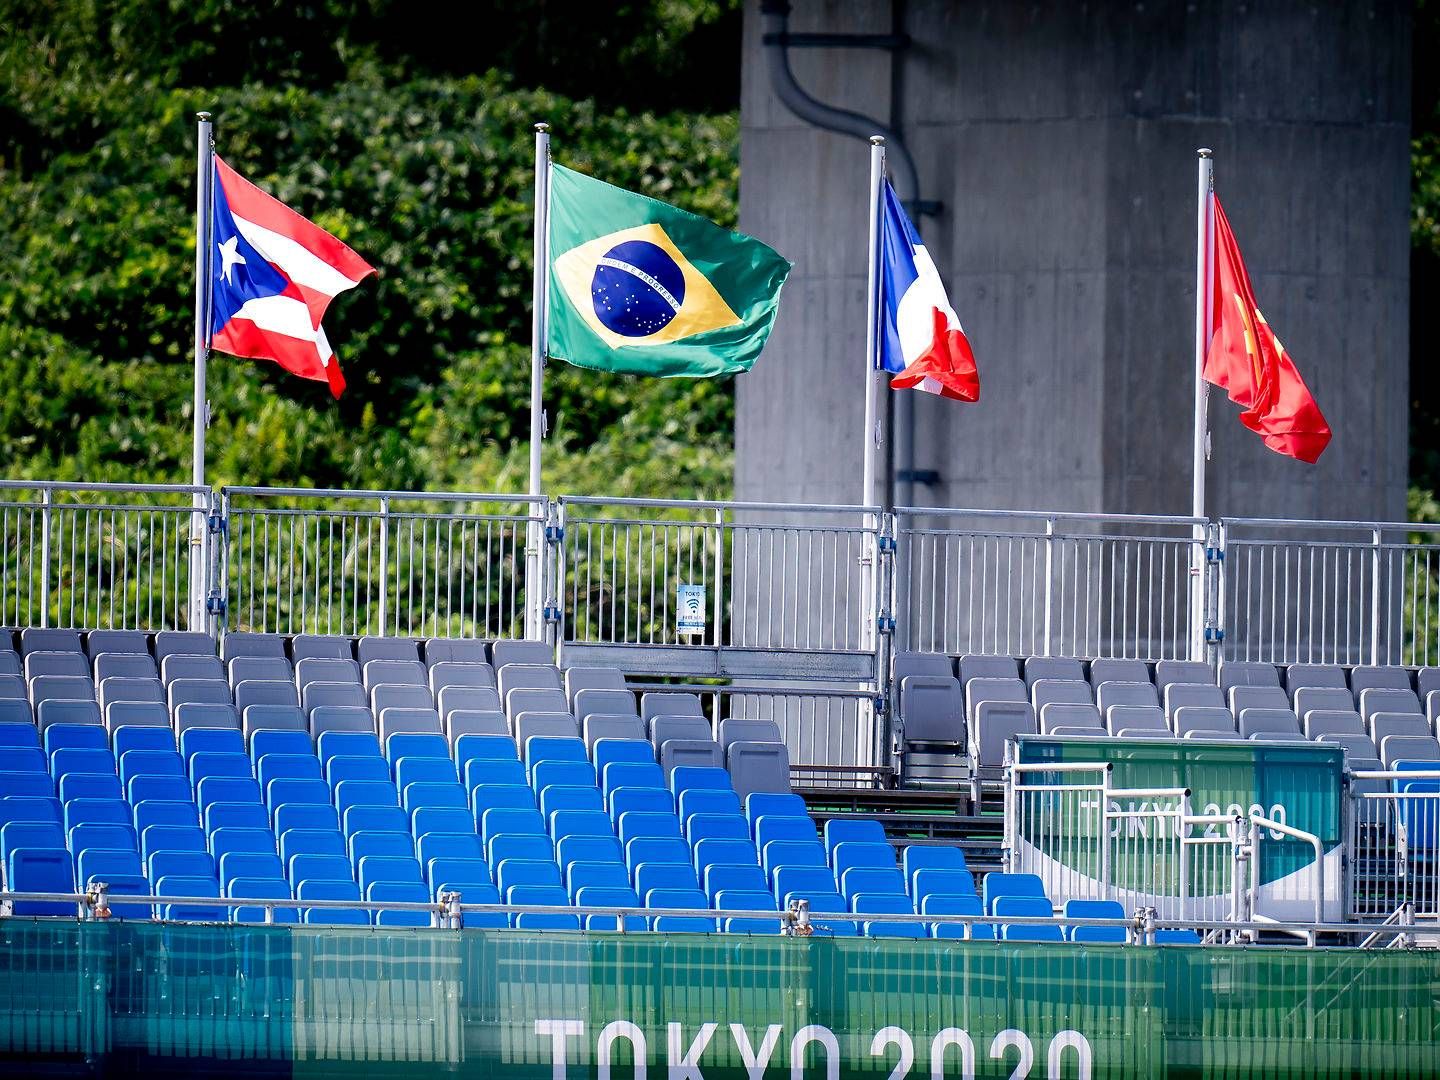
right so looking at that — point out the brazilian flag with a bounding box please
[546,164,791,377]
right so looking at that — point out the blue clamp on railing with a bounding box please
[1206,546,1224,562]
[876,614,896,634]
[542,603,562,623]
[878,534,897,553]
[205,590,227,616]
[207,513,227,535]
[544,525,564,542]
[1204,627,1225,643]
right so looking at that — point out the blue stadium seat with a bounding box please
[333,779,399,819]
[0,796,60,830]
[401,781,467,815]
[256,752,323,790]
[685,813,751,846]
[94,873,151,918]
[0,771,55,800]
[385,733,450,765]
[676,787,740,824]
[693,837,758,871]
[326,755,391,787]
[153,874,225,921]
[148,850,215,884]
[49,748,113,778]
[635,861,699,902]
[1153,929,1202,944]
[552,809,617,841]
[289,854,353,885]
[911,868,977,901]
[923,895,992,939]
[454,734,520,769]
[249,729,313,762]
[279,828,347,870]
[426,854,489,892]
[831,841,896,885]
[0,723,39,750]
[624,835,690,871]
[902,845,968,892]
[57,772,121,804]
[608,786,675,824]
[823,818,887,855]
[74,847,143,886]
[616,810,682,847]
[118,750,185,794]
[342,804,408,837]
[601,761,666,799]
[463,756,528,794]
[8,849,76,915]
[702,862,769,901]
[566,861,631,897]
[772,865,834,902]
[540,785,605,821]
[591,739,654,779]
[195,776,262,809]
[316,729,382,764]
[64,798,131,833]
[275,803,339,835]
[754,815,819,851]
[350,830,415,866]
[357,855,423,895]
[265,778,331,813]
[524,736,588,775]
[188,752,253,789]
[497,858,563,900]
[227,876,298,923]
[995,896,1062,941]
[112,727,174,759]
[573,885,641,930]
[480,807,545,848]
[839,867,907,903]
[472,784,536,822]
[139,824,206,865]
[508,884,579,930]
[297,879,368,925]
[411,806,474,838]
[179,728,245,763]
[853,893,923,938]
[1063,899,1127,943]
[761,840,826,881]
[219,852,285,892]
[488,833,555,868]
[128,774,191,807]
[714,889,781,934]
[668,766,731,794]
[647,887,714,932]
[68,822,138,857]
[395,757,459,791]
[556,834,624,868]
[532,759,598,793]
[210,826,276,867]
[981,872,1048,914]
[368,880,434,927]
[2,820,65,862]
[42,723,108,755]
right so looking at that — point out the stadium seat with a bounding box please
[358,637,420,667]
[647,887,714,932]
[753,815,820,853]
[228,656,293,688]
[227,877,298,923]
[1173,707,1235,738]
[714,889,781,934]
[1063,898,1127,943]
[573,885,641,930]
[995,896,1063,941]
[591,738,655,778]
[1154,660,1213,689]
[981,871,1048,912]
[298,880,369,926]
[424,638,489,668]
[221,633,287,663]
[557,834,624,868]
[924,894,990,939]
[368,880,433,927]
[153,874,225,921]
[677,787,740,824]
[640,692,705,723]
[1022,657,1086,687]
[84,630,148,659]
[446,709,510,742]
[507,884,578,930]
[174,703,240,734]
[1219,662,1280,692]
[702,862,769,900]
[1088,658,1149,687]
[292,637,355,664]
[853,893,923,937]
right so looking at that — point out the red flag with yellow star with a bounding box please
[1204,196,1331,463]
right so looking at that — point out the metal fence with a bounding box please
[896,508,1207,662]
[1347,768,1440,922]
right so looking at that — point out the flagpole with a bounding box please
[525,122,551,642]
[862,136,885,509]
[1191,147,1214,663]
[190,112,214,632]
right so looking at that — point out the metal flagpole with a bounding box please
[1191,148,1214,662]
[525,122,551,641]
[190,112,214,632]
[860,135,886,654]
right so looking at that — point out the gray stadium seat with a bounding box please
[582,714,647,749]
[496,663,562,701]
[174,702,240,733]
[423,637,488,668]
[32,674,95,705]
[309,705,375,739]
[1317,732,1379,760]
[1048,725,1105,737]
[1350,665,1412,701]
[1096,681,1158,715]
[167,678,231,713]
[893,651,953,683]
[1358,687,1422,723]
[1219,661,1280,692]
[1418,666,1440,704]
[235,679,300,715]
[357,636,419,666]
[1228,685,1289,717]
[1173,706,1235,737]
[371,684,434,715]
[1381,734,1440,768]
[220,632,287,661]
[725,741,791,798]
[301,682,368,716]
[514,712,579,744]
[1154,660,1213,689]
[897,676,963,744]
[1030,678,1091,714]
[571,688,637,724]
[295,657,361,689]
[445,709,510,742]
[378,707,443,743]
[154,630,216,661]
[1294,686,1356,719]
[242,704,307,743]
[1022,656,1085,687]
[94,653,158,683]
[661,739,724,775]
[23,651,89,681]
[428,662,496,696]
[964,677,1027,724]
[1303,709,1365,740]
[1238,708,1301,739]
[98,677,164,714]
[1106,705,1167,735]
[362,659,427,692]
[1370,712,1433,751]
[718,718,782,750]
[1428,690,1440,727]
[0,699,33,725]
[0,674,23,699]
[228,656,292,688]
[506,687,569,720]
[436,685,503,721]
[1285,663,1347,697]
[564,666,628,704]
[36,699,102,731]
[1164,683,1225,721]
[103,701,169,733]
[291,635,354,662]
[1117,729,1173,739]
[83,630,148,659]
[640,692,705,723]
[161,654,225,685]
[0,652,20,678]
[650,715,714,749]
[1088,658,1149,686]
[20,628,82,655]
[970,700,1037,769]
[958,654,1019,686]
[490,640,554,669]
[1039,703,1103,734]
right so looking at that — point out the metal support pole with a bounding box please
[1370,527,1383,666]
[525,122,551,641]
[191,112,215,632]
[1190,149,1214,663]
[38,487,52,628]
[377,495,391,635]
[860,137,886,656]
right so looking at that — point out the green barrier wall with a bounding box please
[1,920,1438,1077]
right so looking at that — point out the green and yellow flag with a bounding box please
[546,164,791,378]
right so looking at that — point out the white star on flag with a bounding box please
[218,235,247,284]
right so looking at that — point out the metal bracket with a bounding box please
[1206,546,1224,563]
[207,512,227,535]
[1204,627,1225,643]
[876,613,896,635]
[542,601,562,624]
[877,534,897,554]
[544,524,564,542]
[206,589,227,616]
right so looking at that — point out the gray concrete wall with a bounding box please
[736,0,1411,523]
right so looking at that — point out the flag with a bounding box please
[546,165,791,377]
[879,180,979,401]
[209,155,375,398]
[1204,195,1331,463]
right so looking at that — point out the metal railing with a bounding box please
[1347,768,1440,921]
[895,507,1208,662]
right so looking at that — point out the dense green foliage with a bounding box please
[0,0,742,496]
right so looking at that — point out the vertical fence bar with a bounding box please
[39,487,53,629]
[376,496,390,637]
[1370,527,1383,667]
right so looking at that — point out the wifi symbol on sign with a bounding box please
[683,593,703,618]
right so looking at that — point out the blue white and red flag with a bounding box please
[878,181,979,401]
[209,156,374,397]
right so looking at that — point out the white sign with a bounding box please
[677,584,706,636]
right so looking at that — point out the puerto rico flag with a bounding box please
[209,156,374,397]
[878,181,979,401]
